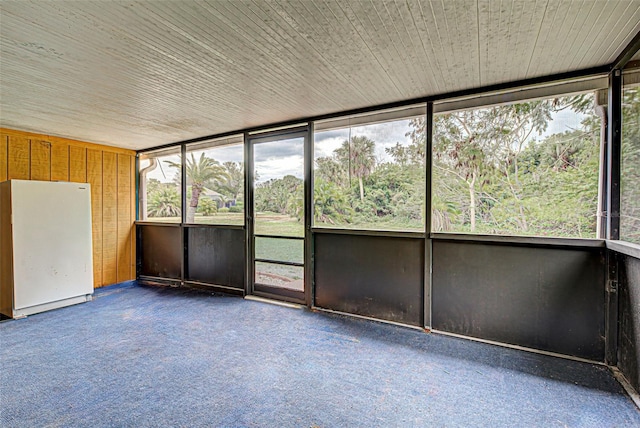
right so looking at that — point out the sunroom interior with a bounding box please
[2,1,640,425]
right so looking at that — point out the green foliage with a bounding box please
[350,163,423,226]
[217,161,244,201]
[219,207,230,213]
[314,179,352,225]
[621,85,640,244]
[255,175,303,220]
[334,135,376,202]
[431,93,601,238]
[315,156,348,187]
[312,129,425,230]
[197,198,218,216]
[147,185,180,218]
[228,205,242,213]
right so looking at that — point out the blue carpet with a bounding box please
[0,281,638,427]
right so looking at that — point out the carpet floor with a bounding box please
[1,281,639,427]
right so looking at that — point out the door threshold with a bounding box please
[244,295,304,309]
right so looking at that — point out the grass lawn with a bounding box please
[145,212,422,234]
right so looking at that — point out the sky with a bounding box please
[142,109,586,185]
[142,143,243,184]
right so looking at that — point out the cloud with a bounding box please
[314,119,415,162]
[314,135,344,159]
[189,145,243,164]
[255,155,303,183]
[253,138,304,161]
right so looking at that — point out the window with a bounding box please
[621,68,640,244]
[139,147,182,223]
[432,92,602,238]
[313,106,426,231]
[184,135,244,225]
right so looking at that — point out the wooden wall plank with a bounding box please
[0,128,136,156]
[7,136,30,180]
[69,145,87,183]
[30,140,51,181]
[0,182,14,317]
[51,142,69,181]
[130,155,137,278]
[0,134,7,182]
[87,149,103,287]
[117,154,132,282]
[102,152,118,285]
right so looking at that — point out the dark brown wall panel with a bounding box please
[432,240,606,361]
[618,254,640,391]
[314,233,424,326]
[138,224,182,279]
[186,227,245,289]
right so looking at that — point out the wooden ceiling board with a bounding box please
[590,2,640,67]
[1,1,639,150]
[526,0,573,78]
[285,0,393,102]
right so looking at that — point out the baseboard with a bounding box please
[610,367,640,410]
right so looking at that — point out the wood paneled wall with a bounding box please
[0,128,136,288]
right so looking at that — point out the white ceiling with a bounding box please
[1,1,639,151]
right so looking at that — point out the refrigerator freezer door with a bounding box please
[11,180,93,311]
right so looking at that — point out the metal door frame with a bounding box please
[245,126,311,305]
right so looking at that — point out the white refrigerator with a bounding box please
[1,180,94,318]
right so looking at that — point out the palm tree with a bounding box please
[167,153,229,223]
[147,186,181,218]
[335,135,376,202]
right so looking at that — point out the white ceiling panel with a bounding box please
[1,0,639,150]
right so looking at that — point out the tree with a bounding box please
[621,86,640,243]
[216,161,244,202]
[197,198,218,216]
[428,93,601,237]
[386,118,426,167]
[255,175,303,217]
[433,100,555,232]
[167,153,229,223]
[315,156,347,187]
[314,179,352,225]
[334,135,376,202]
[147,186,180,218]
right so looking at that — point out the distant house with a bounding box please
[201,187,225,208]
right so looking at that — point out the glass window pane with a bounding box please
[184,135,244,225]
[139,148,182,223]
[255,237,303,264]
[255,261,304,291]
[254,137,304,237]
[622,72,640,244]
[432,92,602,238]
[313,106,426,231]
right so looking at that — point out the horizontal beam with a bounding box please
[430,233,605,249]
